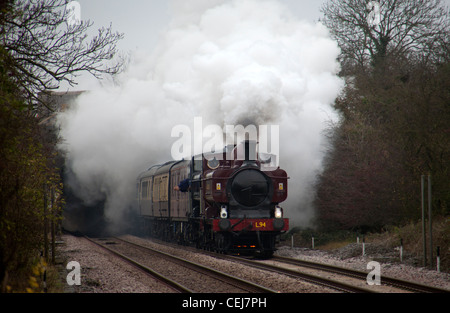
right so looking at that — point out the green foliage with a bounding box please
[0,49,63,293]
[0,0,125,291]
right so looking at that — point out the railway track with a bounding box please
[127,235,448,293]
[86,236,276,293]
[211,254,449,293]
[215,253,450,293]
[270,255,449,293]
[84,236,192,293]
[122,236,374,293]
[220,254,376,293]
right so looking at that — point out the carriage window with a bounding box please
[176,172,180,199]
[193,159,202,172]
[160,175,169,201]
[153,178,160,201]
[141,181,148,199]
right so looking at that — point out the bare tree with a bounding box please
[315,0,450,231]
[321,0,450,70]
[1,0,124,108]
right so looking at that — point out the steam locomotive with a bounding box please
[136,140,289,257]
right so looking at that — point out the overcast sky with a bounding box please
[60,0,329,90]
[65,0,449,91]
[74,0,327,52]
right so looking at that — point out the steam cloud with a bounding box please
[57,0,343,231]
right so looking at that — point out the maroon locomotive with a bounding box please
[137,140,289,257]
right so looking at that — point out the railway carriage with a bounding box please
[137,140,289,257]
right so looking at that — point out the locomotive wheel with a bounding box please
[255,250,274,259]
[214,233,231,254]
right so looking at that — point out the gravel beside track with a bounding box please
[92,236,274,293]
[119,235,336,293]
[275,246,450,291]
[58,234,175,293]
[58,234,332,293]
[57,234,449,293]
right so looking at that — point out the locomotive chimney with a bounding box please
[243,139,257,166]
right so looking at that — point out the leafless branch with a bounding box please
[1,0,124,109]
[321,0,450,71]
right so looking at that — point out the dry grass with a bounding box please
[316,239,354,251]
[365,216,449,271]
[286,216,449,272]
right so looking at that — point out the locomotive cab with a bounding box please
[201,140,289,256]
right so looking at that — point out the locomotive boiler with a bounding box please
[137,140,289,257]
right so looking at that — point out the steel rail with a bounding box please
[113,237,277,293]
[84,236,193,293]
[273,255,449,293]
[135,236,373,293]
[223,254,375,293]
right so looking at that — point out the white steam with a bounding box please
[58,0,343,229]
